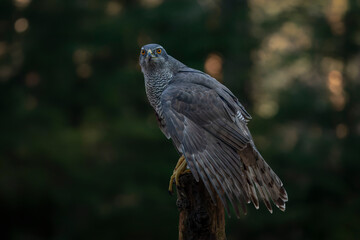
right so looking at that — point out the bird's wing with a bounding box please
[161,82,251,216]
[161,81,287,216]
[176,68,252,123]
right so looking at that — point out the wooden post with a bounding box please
[176,172,226,240]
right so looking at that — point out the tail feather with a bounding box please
[243,166,260,209]
[252,166,273,213]
[239,143,288,213]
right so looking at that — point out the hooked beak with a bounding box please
[146,49,156,61]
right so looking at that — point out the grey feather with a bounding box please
[139,43,288,216]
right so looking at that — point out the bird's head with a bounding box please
[139,43,169,72]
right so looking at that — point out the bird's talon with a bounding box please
[168,155,189,193]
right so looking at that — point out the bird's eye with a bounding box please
[141,49,146,56]
[156,48,162,54]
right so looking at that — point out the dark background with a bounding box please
[1,0,359,239]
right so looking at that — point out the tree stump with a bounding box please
[176,172,226,240]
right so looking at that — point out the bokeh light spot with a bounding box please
[336,123,348,139]
[77,64,92,78]
[324,0,348,35]
[13,0,31,8]
[25,72,40,87]
[0,42,7,56]
[14,18,29,33]
[256,100,279,119]
[346,57,360,82]
[204,53,223,81]
[140,0,163,8]
[106,1,123,16]
[73,49,91,64]
[327,70,346,111]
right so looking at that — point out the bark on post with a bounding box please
[176,172,226,240]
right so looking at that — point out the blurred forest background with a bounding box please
[1,0,359,239]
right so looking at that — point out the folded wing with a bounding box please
[161,81,287,216]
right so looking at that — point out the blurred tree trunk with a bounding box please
[176,173,226,240]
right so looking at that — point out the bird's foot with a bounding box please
[168,155,191,194]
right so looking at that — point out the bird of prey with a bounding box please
[139,43,288,216]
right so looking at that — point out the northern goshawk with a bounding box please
[139,43,288,216]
